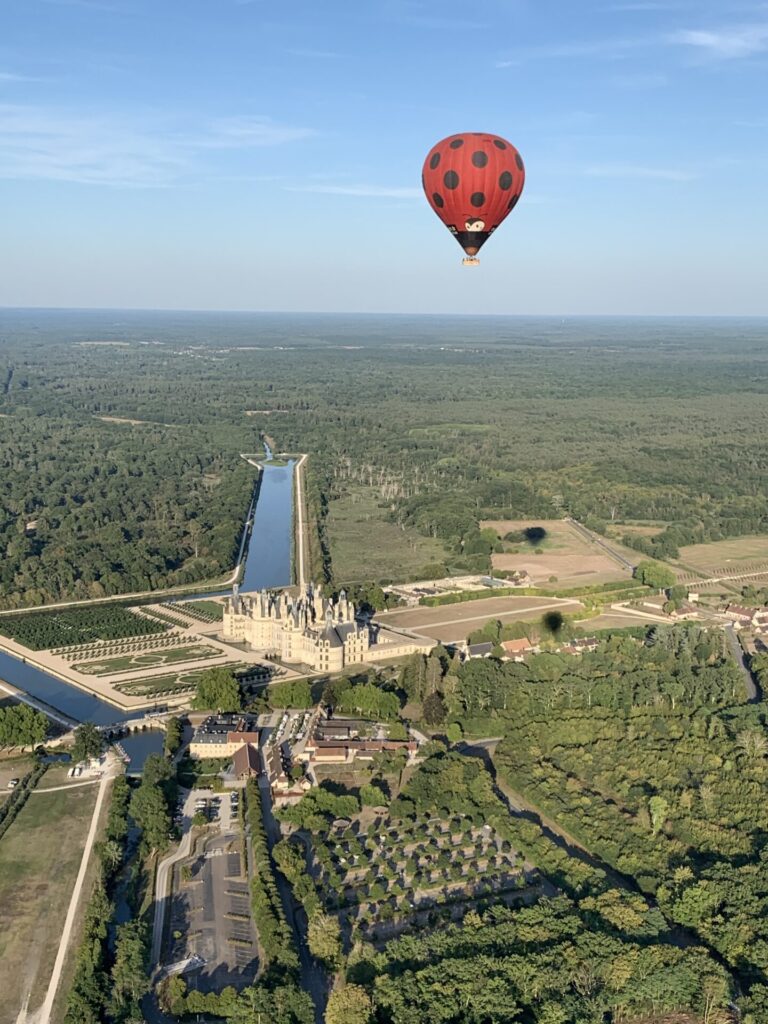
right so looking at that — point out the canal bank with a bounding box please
[0,445,302,725]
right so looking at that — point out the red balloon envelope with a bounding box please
[422,132,525,263]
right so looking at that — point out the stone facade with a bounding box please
[223,584,371,672]
[223,583,433,672]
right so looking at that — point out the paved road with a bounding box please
[256,777,326,1022]
[34,754,120,1024]
[565,517,636,572]
[725,624,761,703]
[150,787,199,970]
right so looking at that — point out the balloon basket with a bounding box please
[462,257,480,267]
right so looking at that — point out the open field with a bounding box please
[327,484,450,584]
[482,519,633,587]
[74,643,223,676]
[0,783,99,1024]
[377,595,582,643]
[0,755,33,804]
[676,534,768,576]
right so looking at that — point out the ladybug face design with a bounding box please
[422,132,525,258]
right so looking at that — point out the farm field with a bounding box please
[73,643,224,676]
[676,534,768,576]
[377,595,582,643]
[326,484,451,584]
[482,518,633,587]
[0,782,99,1024]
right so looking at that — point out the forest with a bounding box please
[2,313,768,602]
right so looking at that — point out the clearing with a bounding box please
[0,781,99,1024]
[483,518,633,587]
[327,484,450,584]
[377,595,582,643]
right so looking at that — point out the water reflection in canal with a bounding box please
[0,443,295,724]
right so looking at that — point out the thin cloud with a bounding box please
[609,70,669,87]
[0,72,43,82]
[284,47,341,59]
[284,183,422,199]
[0,105,316,187]
[585,163,696,181]
[496,35,654,64]
[670,23,768,58]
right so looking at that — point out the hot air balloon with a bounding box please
[422,132,525,265]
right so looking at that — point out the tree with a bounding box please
[110,920,149,1014]
[164,716,183,755]
[634,561,676,590]
[446,722,463,744]
[131,784,171,853]
[192,667,242,711]
[71,722,102,763]
[423,692,447,726]
[325,984,372,1024]
[359,782,388,808]
[308,912,342,968]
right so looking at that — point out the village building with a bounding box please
[232,742,261,779]
[222,582,432,671]
[189,713,260,759]
[302,713,417,768]
[500,637,538,660]
[724,604,766,628]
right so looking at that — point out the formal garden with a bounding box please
[71,642,224,676]
[0,604,169,649]
[300,811,534,943]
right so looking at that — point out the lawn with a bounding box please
[676,534,768,574]
[0,755,33,806]
[114,661,251,697]
[73,643,223,676]
[0,783,99,1024]
[327,484,450,584]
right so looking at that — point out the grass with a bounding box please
[181,600,224,621]
[114,661,251,697]
[73,643,223,676]
[0,783,99,1024]
[327,484,450,584]
[676,534,768,573]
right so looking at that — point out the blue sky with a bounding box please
[1,0,767,314]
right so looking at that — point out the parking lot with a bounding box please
[168,792,258,993]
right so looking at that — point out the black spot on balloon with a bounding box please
[499,170,513,190]
[432,192,444,208]
[429,151,441,170]
[471,150,488,168]
[444,170,459,189]
[449,138,464,149]
[470,192,485,207]
[508,194,520,210]
[515,151,524,170]
[493,139,507,150]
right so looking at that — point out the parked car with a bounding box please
[7,778,19,790]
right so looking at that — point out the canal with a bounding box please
[0,444,296,725]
